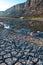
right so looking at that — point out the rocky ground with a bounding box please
[0,28,43,65]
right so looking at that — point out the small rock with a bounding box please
[15,62,22,65]
[5,58,13,65]
[0,63,6,65]
[4,53,11,58]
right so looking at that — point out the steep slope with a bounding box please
[24,0,43,16]
[0,11,5,16]
[4,3,25,16]
[0,0,43,16]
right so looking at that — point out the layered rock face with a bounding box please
[25,0,43,16]
[26,0,42,7]
[0,0,43,16]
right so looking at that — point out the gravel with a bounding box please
[0,28,43,65]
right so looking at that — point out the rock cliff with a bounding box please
[0,0,43,16]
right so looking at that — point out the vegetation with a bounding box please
[6,17,43,32]
[0,16,43,32]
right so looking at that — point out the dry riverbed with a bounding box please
[0,28,43,65]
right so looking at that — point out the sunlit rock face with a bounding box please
[25,0,43,16]
[26,0,42,7]
[0,0,43,16]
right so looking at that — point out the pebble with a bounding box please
[5,58,13,65]
[0,29,43,65]
[0,63,7,65]
[4,53,11,58]
[15,62,22,65]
